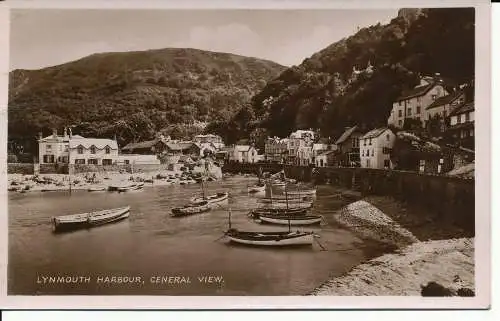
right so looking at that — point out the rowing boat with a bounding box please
[52,206,131,233]
[171,200,211,217]
[225,229,314,246]
[257,215,322,226]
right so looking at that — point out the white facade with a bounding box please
[116,154,160,165]
[387,80,448,128]
[360,128,396,169]
[193,134,225,149]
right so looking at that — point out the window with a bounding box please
[88,159,98,165]
[386,134,390,141]
[64,145,69,152]
[398,110,402,117]
[465,113,470,122]
[460,114,466,123]
[105,146,111,154]
[407,108,412,116]
[470,129,474,137]
[416,106,421,114]
[371,150,374,156]
[90,145,96,154]
[363,139,366,146]
[124,160,130,165]
[369,138,372,145]
[398,120,403,127]
[450,116,458,126]
[417,97,421,103]
[46,145,52,150]
[384,159,390,168]
[362,150,364,156]
[77,146,84,154]
[43,155,55,163]
[75,159,85,165]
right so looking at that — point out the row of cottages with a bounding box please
[38,128,123,166]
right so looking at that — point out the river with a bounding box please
[8,175,389,295]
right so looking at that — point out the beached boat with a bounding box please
[171,200,211,217]
[225,229,314,246]
[190,192,229,207]
[258,215,322,226]
[88,186,107,192]
[117,182,144,192]
[52,206,130,233]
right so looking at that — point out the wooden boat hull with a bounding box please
[252,208,308,216]
[257,202,312,210]
[88,187,106,192]
[258,215,322,226]
[118,183,144,192]
[190,192,229,208]
[53,206,130,233]
[225,229,313,246]
[171,201,212,217]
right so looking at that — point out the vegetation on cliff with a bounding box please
[8,48,286,153]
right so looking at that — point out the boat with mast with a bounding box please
[224,208,314,247]
[189,162,228,207]
[247,166,266,193]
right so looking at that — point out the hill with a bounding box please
[8,48,286,153]
[211,8,474,147]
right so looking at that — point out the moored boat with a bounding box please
[287,188,317,197]
[257,215,322,226]
[52,206,131,233]
[258,202,312,210]
[117,182,144,192]
[171,200,211,217]
[189,192,229,207]
[88,186,107,192]
[225,229,314,246]
[249,207,308,218]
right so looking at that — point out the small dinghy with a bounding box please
[52,206,130,233]
[189,192,229,207]
[118,182,144,192]
[257,215,322,226]
[88,186,107,192]
[171,200,211,217]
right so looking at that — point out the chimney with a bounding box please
[52,128,57,138]
[38,132,43,141]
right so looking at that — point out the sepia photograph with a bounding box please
[0,0,491,310]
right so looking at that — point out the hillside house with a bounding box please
[228,145,261,163]
[165,142,201,157]
[121,139,167,155]
[334,126,363,167]
[193,134,225,149]
[360,128,396,169]
[387,75,449,128]
[425,91,466,132]
[446,102,475,149]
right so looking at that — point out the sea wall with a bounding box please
[222,163,475,235]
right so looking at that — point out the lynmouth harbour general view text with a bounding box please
[2,3,488,307]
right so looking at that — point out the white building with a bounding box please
[228,145,262,163]
[38,128,118,165]
[193,134,225,149]
[359,128,396,169]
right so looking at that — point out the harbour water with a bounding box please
[8,176,390,295]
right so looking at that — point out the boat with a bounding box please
[52,206,130,233]
[223,209,313,247]
[190,192,229,207]
[287,188,317,197]
[171,200,211,217]
[88,186,107,192]
[258,202,313,210]
[257,215,322,226]
[259,196,312,204]
[117,182,144,192]
[249,207,308,218]
[248,183,265,193]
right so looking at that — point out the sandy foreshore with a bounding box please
[8,165,224,193]
[309,197,474,296]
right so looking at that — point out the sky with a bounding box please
[9,9,397,70]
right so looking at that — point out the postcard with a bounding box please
[0,0,491,310]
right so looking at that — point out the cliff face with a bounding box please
[213,8,474,146]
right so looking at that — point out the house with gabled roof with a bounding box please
[425,91,466,132]
[360,127,396,169]
[334,126,363,167]
[387,75,449,129]
[446,101,475,149]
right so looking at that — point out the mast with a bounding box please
[228,208,232,229]
[283,166,291,233]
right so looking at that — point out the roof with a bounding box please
[362,128,391,139]
[69,138,118,150]
[318,150,336,156]
[449,102,474,116]
[40,134,84,142]
[122,139,159,150]
[396,83,437,102]
[335,126,359,144]
[166,142,197,151]
[426,91,464,110]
